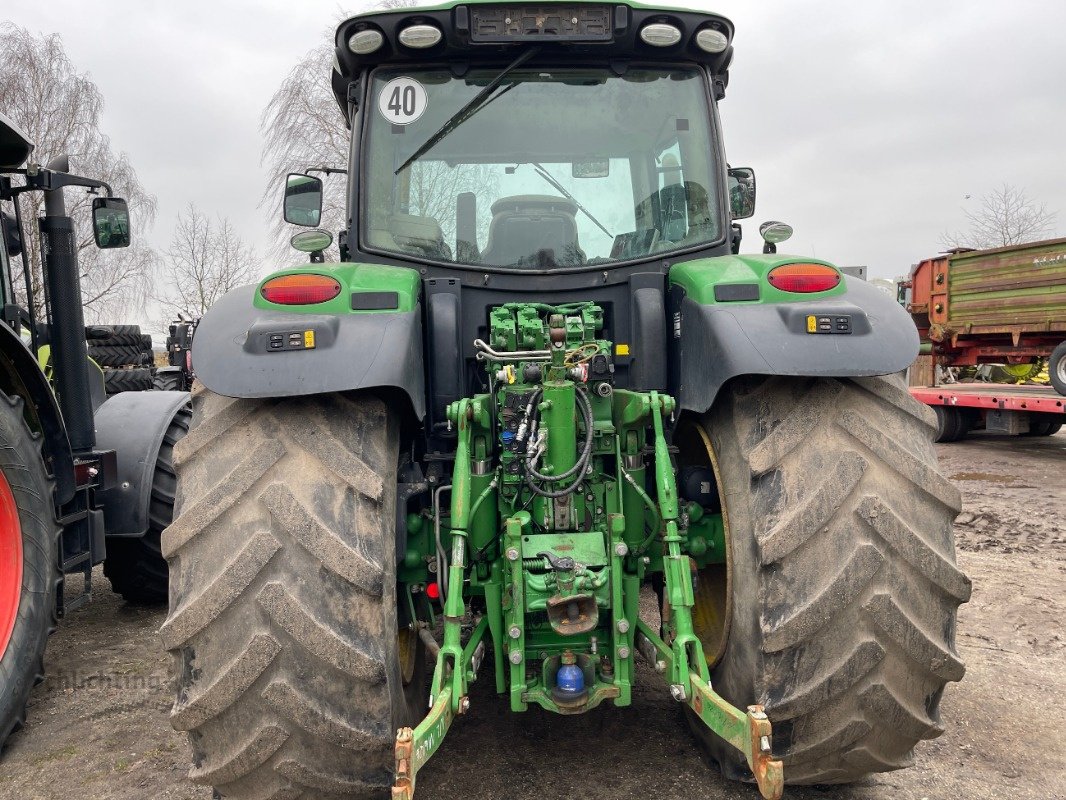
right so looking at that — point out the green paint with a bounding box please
[669,253,847,305]
[687,508,726,566]
[396,301,777,795]
[253,262,420,314]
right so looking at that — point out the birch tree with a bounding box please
[156,204,259,317]
[0,24,156,322]
[941,184,1056,250]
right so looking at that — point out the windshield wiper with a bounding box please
[394,47,540,175]
[532,163,613,239]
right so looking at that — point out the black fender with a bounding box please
[671,276,918,413]
[94,389,191,537]
[191,284,426,418]
[0,323,75,503]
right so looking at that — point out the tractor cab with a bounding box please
[298,5,749,275]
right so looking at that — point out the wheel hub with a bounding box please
[0,467,24,660]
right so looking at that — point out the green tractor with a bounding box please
[164,4,970,798]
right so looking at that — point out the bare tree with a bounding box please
[156,204,259,317]
[941,184,1057,251]
[260,0,494,260]
[261,41,349,261]
[0,24,157,322]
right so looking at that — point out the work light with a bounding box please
[349,29,384,55]
[640,23,682,47]
[695,28,728,53]
[399,24,443,49]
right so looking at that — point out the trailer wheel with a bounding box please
[1049,341,1066,396]
[0,392,60,751]
[931,405,967,443]
[1024,413,1063,437]
[163,390,425,798]
[103,405,190,604]
[683,374,970,785]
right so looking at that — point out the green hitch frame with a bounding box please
[393,307,784,800]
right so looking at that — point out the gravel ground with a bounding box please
[0,430,1062,800]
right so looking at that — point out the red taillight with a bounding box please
[426,582,440,600]
[261,274,341,305]
[767,263,841,293]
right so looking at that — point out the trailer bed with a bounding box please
[911,382,1065,415]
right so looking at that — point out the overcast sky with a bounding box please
[4,0,1065,330]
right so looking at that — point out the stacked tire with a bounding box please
[90,325,155,394]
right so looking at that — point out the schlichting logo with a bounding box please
[44,670,169,692]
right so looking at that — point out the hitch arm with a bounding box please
[393,687,453,800]
[393,617,489,800]
[636,621,783,800]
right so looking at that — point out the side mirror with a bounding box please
[727,167,756,220]
[758,220,793,254]
[91,197,131,249]
[1,212,22,257]
[283,173,323,227]
[572,159,609,179]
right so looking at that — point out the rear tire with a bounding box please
[163,390,424,798]
[0,392,60,751]
[1050,341,1066,396]
[684,374,970,784]
[104,404,190,604]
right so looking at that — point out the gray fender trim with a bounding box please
[94,389,191,537]
[190,284,426,418]
[674,276,918,413]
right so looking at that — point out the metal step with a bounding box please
[61,550,92,572]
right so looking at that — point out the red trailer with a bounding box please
[901,238,1066,395]
[909,378,1063,442]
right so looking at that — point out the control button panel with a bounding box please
[267,330,317,351]
[806,314,852,335]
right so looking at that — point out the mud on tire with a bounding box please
[685,373,970,784]
[162,389,424,798]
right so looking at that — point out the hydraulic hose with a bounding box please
[622,468,663,555]
[433,483,452,601]
[523,387,595,498]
